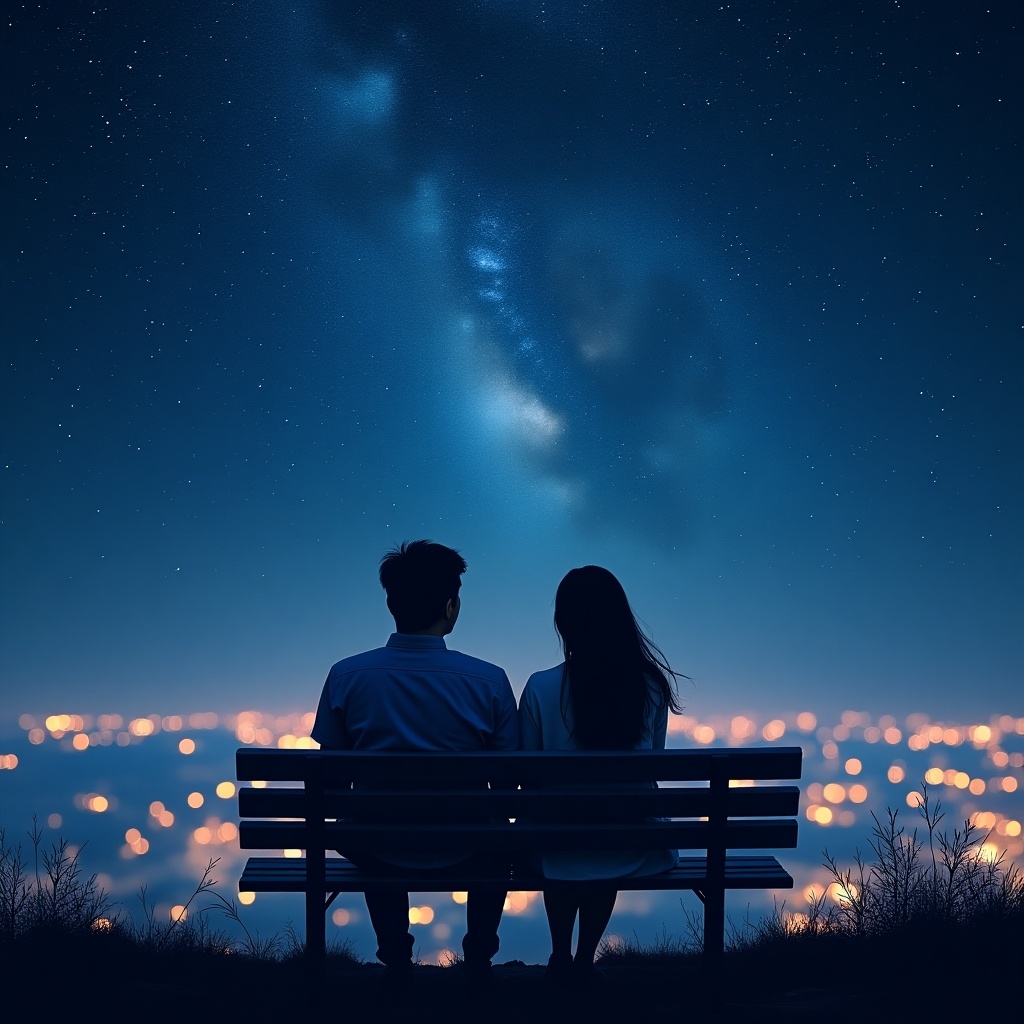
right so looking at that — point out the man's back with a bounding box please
[311,633,518,752]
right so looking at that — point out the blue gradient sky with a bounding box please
[2,1,1021,723]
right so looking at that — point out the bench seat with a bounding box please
[239,854,794,895]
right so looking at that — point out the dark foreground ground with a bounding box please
[13,918,1018,1024]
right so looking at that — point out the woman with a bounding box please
[519,565,683,983]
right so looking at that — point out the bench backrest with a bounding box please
[236,747,802,856]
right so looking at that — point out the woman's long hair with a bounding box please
[554,565,683,749]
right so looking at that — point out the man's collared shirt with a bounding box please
[311,633,518,752]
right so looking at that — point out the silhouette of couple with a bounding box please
[311,540,682,986]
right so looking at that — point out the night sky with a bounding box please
[3,1,1021,723]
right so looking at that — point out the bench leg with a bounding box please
[305,886,326,978]
[704,887,725,958]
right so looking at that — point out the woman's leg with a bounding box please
[542,889,579,961]
[574,888,617,965]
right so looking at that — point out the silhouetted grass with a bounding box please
[3,788,1021,1021]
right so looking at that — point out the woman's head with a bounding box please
[553,565,681,749]
[554,565,635,658]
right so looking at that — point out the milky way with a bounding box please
[3,1,1020,718]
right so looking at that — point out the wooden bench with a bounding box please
[236,746,802,972]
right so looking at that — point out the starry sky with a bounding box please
[3,1,1021,723]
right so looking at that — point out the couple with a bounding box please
[310,539,682,983]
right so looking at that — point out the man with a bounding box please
[311,539,518,983]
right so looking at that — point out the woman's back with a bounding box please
[518,663,677,880]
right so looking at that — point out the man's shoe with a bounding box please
[543,952,574,986]
[380,960,415,992]
[461,959,495,994]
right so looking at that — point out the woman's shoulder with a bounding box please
[523,663,564,695]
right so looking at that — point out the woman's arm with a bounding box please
[518,678,542,750]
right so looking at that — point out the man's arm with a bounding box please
[310,672,350,750]
[491,672,520,751]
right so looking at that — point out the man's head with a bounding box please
[378,540,467,635]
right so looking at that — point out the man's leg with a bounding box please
[462,886,505,966]
[363,888,415,968]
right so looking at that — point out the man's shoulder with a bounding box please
[441,648,510,685]
[326,647,391,675]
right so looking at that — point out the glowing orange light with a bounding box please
[693,725,716,744]
[968,778,986,796]
[215,781,236,799]
[331,907,350,925]
[409,906,434,925]
[848,784,868,804]
[28,729,45,745]
[730,716,756,741]
[863,726,881,743]
[1006,821,1022,837]
[149,801,165,816]
[88,795,109,813]
[178,738,196,755]
[884,727,902,745]
[451,892,469,905]
[822,741,838,760]
[1003,777,1019,793]
[813,806,833,825]
[72,733,90,751]
[187,792,204,809]
[238,891,256,906]
[125,828,142,844]
[906,791,924,808]
[796,712,816,732]
[844,758,862,776]
[170,905,187,922]
[953,772,970,790]
[193,827,213,845]
[158,811,174,827]
[506,892,530,913]
[217,822,238,842]
[823,783,846,804]
[887,765,905,784]
[924,767,944,786]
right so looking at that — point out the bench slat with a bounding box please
[236,747,803,785]
[237,784,800,821]
[239,817,798,853]
[238,854,794,893]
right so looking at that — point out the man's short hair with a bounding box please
[379,540,467,633]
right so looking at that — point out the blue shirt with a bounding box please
[311,633,519,752]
